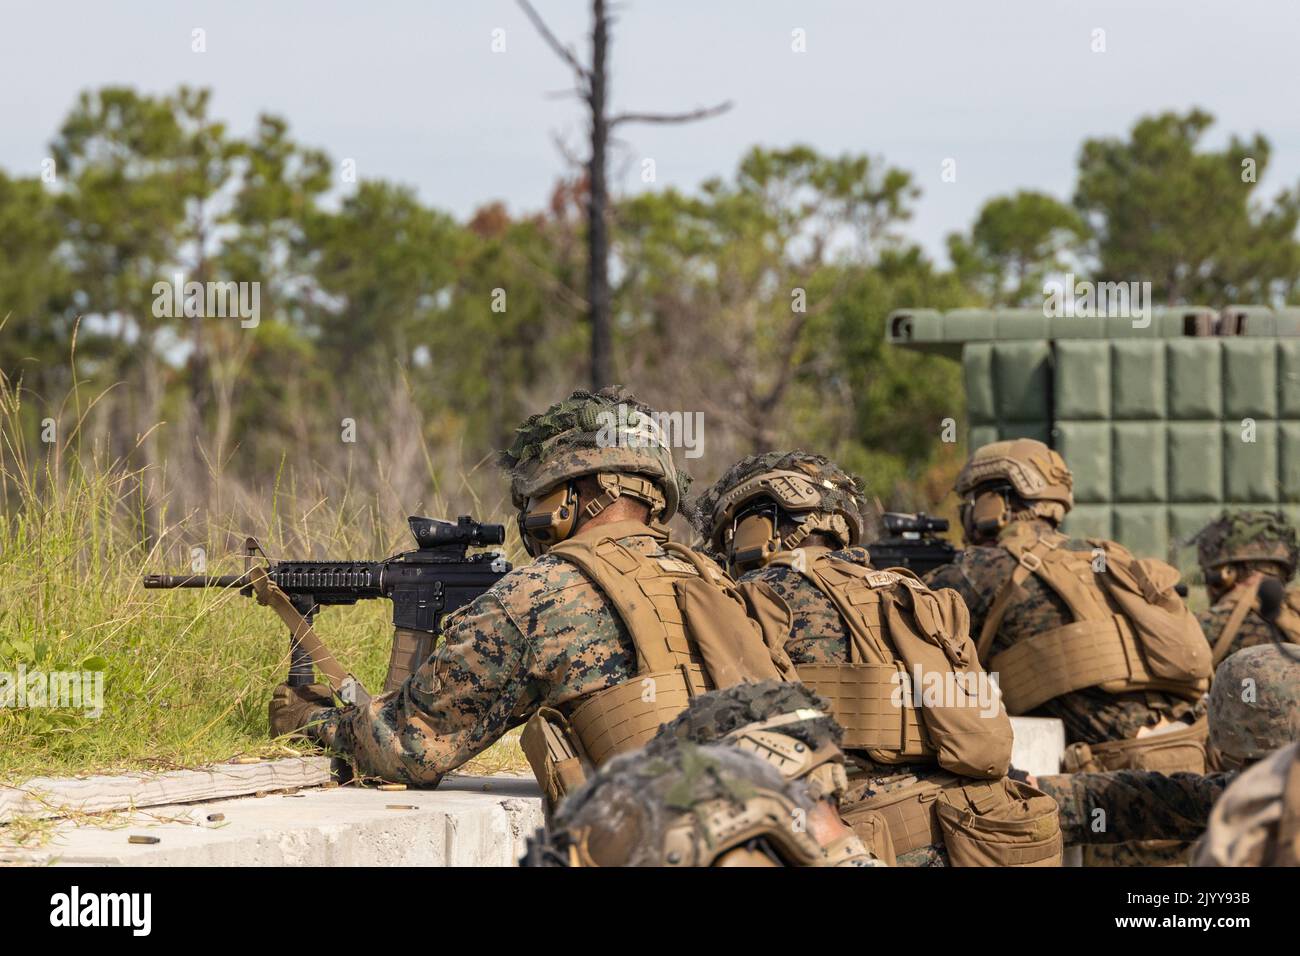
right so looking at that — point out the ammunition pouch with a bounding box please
[934,777,1063,867]
[841,773,1061,866]
[521,707,591,817]
[1062,715,1208,775]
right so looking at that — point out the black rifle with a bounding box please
[143,515,512,697]
[866,512,960,577]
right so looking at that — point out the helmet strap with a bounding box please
[784,512,851,551]
[581,472,666,522]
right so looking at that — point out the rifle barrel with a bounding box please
[142,573,248,589]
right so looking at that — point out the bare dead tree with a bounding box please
[517,0,731,388]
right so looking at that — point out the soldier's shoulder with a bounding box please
[492,553,600,605]
[830,546,872,566]
[952,543,1016,574]
[740,560,804,590]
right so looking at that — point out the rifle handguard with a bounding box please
[249,565,372,707]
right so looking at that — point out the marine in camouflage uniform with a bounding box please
[745,546,955,867]
[1193,509,1300,664]
[924,439,1203,746]
[692,452,1028,868]
[268,387,757,788]
[926,439,1211,867]
[1037,643,1300,857]
[522,681,885,866]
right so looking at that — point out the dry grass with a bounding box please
[0,368,527,785]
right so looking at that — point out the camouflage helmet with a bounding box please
[690,451,874,560]
[647,680,848,803]
[1208,644,1300,766]
[497,387,691,521]
[955,438,1074,529]
[1194,510,1299,580]
[520,738,830,867]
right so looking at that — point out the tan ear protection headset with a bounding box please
[520,483,579,556]
[519,473,668,557]
[730,501,783,573]
[960,482,1015,544]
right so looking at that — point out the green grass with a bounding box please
[0,371,529,785]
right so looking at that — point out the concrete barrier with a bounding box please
[1,774,544,867]
[2,720,1068,867]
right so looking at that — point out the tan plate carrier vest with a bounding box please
[976,524,1212,775]
[519,520,784,813]
[976,525,1211,714]
[755,549,1059,866]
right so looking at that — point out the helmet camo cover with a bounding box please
[1194,509,1299,576]
[522,738,828,867]
[497,386,691,519]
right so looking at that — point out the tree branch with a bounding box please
[516,0,592,87]
[609,101,734,128]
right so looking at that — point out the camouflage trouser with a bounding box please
[1083,841,1190,867]
[897,843,950,867]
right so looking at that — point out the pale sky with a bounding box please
[2,0,1297,262]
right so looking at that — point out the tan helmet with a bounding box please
[519,740,832,867]
[1194,510,1299,582]
[690,451,874,574]
[955,438,1074,542]
[498,387,691,555]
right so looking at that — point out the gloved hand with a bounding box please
[269,682,335,738]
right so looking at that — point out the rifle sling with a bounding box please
[249,566,370,705]
[1210,576,1262,667]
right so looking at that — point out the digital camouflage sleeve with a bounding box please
[305,545,645,785]
[1035,769,1235,846]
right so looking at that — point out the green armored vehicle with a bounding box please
[887,305,1300,571]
